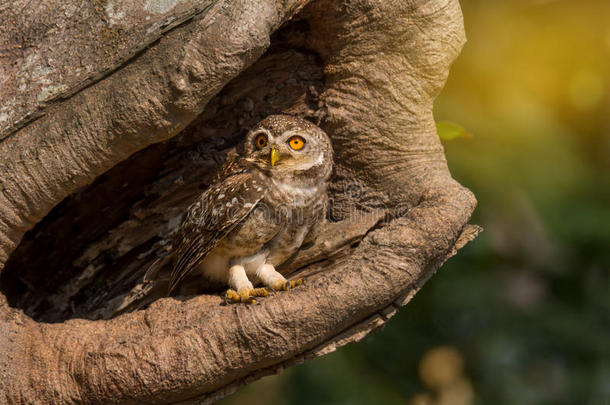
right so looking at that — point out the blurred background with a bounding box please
[221,1,610,403]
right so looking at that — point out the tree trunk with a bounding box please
[0,0,478,403]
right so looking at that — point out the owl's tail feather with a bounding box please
[143,255,172,282]
[108,255,173,317]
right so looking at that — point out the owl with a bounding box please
[168,115,333,303]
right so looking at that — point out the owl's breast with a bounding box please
[263,193,326,266]
[216,181,326,268]
[265,222,311,266]
[219,204,279,256]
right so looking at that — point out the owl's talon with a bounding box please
[290,278,305,288]
[239,288,256,304]
[226,289,240,302]
[270,278,305,291]
[226,287,268,304]
[250,287,269,297]
[271,280,291,291]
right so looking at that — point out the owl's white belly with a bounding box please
[197,248,268,284]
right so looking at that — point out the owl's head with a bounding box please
[243,115,333,184]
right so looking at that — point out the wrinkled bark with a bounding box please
[0,0,478,404]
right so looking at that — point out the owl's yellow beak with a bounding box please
[270,147,280,166]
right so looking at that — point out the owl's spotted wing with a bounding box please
[169,172,266,293]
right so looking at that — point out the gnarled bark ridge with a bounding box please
[0,0,478,403]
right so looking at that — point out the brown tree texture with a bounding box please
[0,0,478,403]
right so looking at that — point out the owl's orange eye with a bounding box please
[288,136,305,151]
[254,134,267,150]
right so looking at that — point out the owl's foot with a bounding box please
[271,278,305,291]
[225,287,269,304]
[291,278,305,288]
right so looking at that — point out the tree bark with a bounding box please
[0,0,478,403]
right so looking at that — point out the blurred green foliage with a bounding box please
[436,121,472,141]
[222,1,610,404]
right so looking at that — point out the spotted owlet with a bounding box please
[168,115,333,303]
